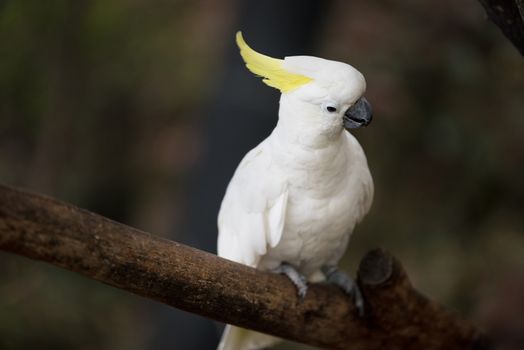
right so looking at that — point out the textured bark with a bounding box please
[0,184,490,350]
[479,0,524,55]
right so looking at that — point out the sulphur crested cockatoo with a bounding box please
[217,32,374,350]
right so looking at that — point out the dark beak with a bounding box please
[343,97,373,130]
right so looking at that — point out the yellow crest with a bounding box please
[236,32,312,93]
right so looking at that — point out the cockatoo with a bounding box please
[217,32,374,350]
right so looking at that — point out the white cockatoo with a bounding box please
[217,32,374,350]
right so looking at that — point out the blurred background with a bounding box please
[1,0,523,349]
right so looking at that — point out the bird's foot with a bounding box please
[273,263,308,299]
[321,265,365,317]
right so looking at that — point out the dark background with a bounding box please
[1,0,523,349]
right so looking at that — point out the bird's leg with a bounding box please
[321,265,365,316]
[273,262,308,299]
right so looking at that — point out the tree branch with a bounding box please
[479,0,524,55]
[0,184,489,350]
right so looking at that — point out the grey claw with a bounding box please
[353,286,365,317]
[297,284,308,300]
[322,265,365,317]
[273,263,308,300]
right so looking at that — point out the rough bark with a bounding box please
[0,184,489,350]
[479,0,524,55]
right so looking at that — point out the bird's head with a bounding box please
[236,32,373,134]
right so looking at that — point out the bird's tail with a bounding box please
[217,325,281,350]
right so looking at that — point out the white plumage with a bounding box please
[217,34,374,350]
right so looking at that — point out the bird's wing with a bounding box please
[217,140,288,267]
[355,168,373,223]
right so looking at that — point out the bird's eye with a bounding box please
[321,101,339,114]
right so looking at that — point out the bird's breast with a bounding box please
[259,163,364,277]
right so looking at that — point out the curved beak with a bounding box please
[343,97,373,130]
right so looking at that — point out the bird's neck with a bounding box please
[268,97,350,172]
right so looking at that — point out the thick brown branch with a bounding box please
[0,184,489,349]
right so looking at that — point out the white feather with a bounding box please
[218,326,280,350]
[218,140,289,267]
[217,54,374,350]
